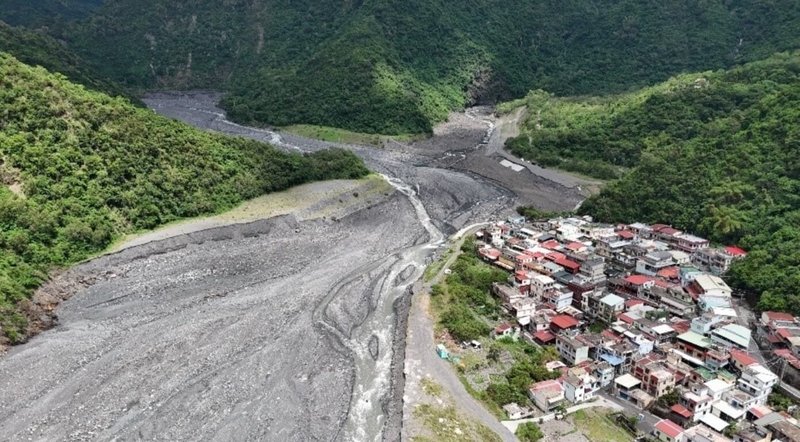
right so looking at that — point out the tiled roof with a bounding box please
[671,404,693,419]
[551,315,579,329]
[655,419,684,438]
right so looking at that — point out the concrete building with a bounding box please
[556,334,591,366]
[528,379,566,412]
[654,418,686,442]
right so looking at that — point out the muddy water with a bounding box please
[340,175,444,441]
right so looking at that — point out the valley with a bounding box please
[0,92,588,441]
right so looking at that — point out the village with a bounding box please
[438,215,800,442]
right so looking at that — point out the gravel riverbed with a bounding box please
[0,91,588,441]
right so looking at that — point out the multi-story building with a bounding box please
[556,334,591,365]
[737,364,778,406]
[530,274,555,300]
[636,251,675,276]
[578,256,606,285]
[675,331,713,362]
[562,368,599,403]
[680,383,714,422]
[633,356,676,397]
[544,284,574,312]
[598,293,625,323]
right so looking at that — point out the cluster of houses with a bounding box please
[475,216,800,442]
[761,311,800,382]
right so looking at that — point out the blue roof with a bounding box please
[600,353,625,366]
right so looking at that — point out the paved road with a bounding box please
[402,230,517,442]
[597,391,660,436]
[501,397,623,433]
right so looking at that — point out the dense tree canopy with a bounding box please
[3,0,800,134]
[0,53,369,344]
[508,51,800,314]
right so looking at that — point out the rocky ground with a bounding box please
[0,92,594,441]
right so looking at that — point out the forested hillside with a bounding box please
[0,0,102,28]
[508,52,800,314]
[0,21,126,99]
[5,0,800,134]
[0,53,368,344]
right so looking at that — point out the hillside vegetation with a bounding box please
[0,21,127,99]
[508,52,800,314]
[0,52,369,344]
[6,0,800,134]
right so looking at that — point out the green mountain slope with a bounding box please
[509,52,800,314]
[0,52,368,344]
[0,21,126,98]
[0,0,102,28]
[8,0,799,134]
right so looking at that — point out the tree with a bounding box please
[657,388,680,408]
[723,422,739,438]
[516,422,544,442]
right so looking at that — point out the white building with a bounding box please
[737,364,778,406]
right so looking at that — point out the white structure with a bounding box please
[737,364,778,406]
[530,274,555,299]
[563,371,599,404]
[599,293,625,322]
[703,379,733,401]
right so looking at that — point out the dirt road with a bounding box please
[402,230,517,441]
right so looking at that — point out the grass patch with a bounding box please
[421,377,444,398]
[424,249,453,282]
[413,403,502,442]
[572,409,632,442]
[282,124,424,145]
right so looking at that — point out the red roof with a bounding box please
[729,349,758,367]
[546,251,566,261]
[602,329,620,341]
[625,299,645,308]
[655,419,684,438]
[671,320,691,334]
[776,328,797,339]
[725,245,747,257]
[617,230,635,239]
[767,334,783,344]
[748,405,773,419]
[671,404,693,419]
[565,241,585,251]
[480,248,501,259]
[618,313,636,325]
[534,330,556,343]
[654,279,676,289]
[764,311,796,323]
[652,224,680,235]
[495,323,513,333]
[625,274,654,286]
[657,266,680,280]
[530,379,563,393]
[515,270,529,280]
[554,257,581,271]
[525,251,545,260]
[775,349,800,369]
[541,239,561,250]
[551,315,579,329]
